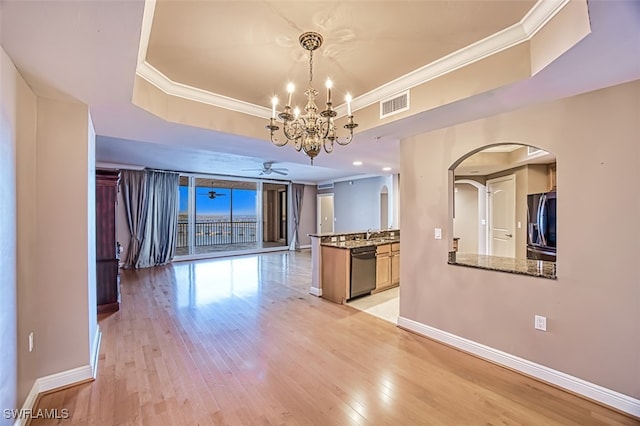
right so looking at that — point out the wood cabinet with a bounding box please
[320,246,351,304]
[375,242,400,292]
[96,169,120,314]
[391,243,400,286]
[374,244,391,292]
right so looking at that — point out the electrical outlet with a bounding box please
[28,332,34,352]
[534,315,547,331]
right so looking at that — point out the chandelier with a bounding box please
[266,32,358,165]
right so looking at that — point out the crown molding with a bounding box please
[135,0,569,119]
[351,0,570,113]
[136,61,270,118]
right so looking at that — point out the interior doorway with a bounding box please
[380,186,389,230]
[487,174,516,257]
[317,194,334,234]
[262,183,288,248]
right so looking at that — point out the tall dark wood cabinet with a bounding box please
[96,169,121,313]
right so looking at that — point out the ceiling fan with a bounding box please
[196,188,227,199]
[243,161,288,176]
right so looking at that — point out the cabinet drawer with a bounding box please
[376,244,391,255]
[391,242,400,252]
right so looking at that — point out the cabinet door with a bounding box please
[376,254,391,290]
[391,251,400,285]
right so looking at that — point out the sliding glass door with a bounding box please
[178,174,288,257]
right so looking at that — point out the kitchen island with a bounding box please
[309,230,400,304]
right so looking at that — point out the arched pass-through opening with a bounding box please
[448,143,558,279]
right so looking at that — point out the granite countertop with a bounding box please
[449,252,556,280]
[321,237,400,250]
[309,229,399,238]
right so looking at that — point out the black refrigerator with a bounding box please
[527,191,557,262]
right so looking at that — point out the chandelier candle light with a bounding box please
[266,32,358,164]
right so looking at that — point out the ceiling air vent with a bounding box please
[380,90,410,119]
[317,182,334,190]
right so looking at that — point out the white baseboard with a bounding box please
[90,326,102,379]
[37,364,94,394]
[299,244,311,249]
[14,382,40,426]
[309,287,322,297]
[397,316,640,418]
[13,365,94,426]
[13,328,101,426]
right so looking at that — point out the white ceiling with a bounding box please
[1,1,639,183]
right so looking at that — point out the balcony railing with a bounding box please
[177,221,257,248]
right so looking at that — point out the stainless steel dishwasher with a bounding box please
[350,246,377,299]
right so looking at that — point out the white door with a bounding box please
[487,175,516,258]
[317,194,334,234]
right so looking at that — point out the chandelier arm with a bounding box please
[335,132,354,146]
[323,138,334,154]
[336,117,358,145]
[266,119,288,147]
[270,132,289,147]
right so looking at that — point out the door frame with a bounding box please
[486,174,516,257]
[317,193,334,234]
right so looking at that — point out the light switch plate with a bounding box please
[434,228,442,239]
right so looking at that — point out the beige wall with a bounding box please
[400,79,640,398]
[0,46,20,425]
[13,51,38,405]
[2,45,98,414]
[35,97,96,377]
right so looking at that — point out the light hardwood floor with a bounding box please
[32,251,637,425]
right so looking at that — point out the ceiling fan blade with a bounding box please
[271,169,288,176]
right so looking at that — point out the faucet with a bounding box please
[366,228,373,240]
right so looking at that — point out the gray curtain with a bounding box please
[121,170,148,268]
[290,183,305,251]
[122,169,179,269]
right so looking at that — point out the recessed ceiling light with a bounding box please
[353,161,363,166]
[382,167,391,171]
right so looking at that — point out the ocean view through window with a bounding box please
[176,176,288,256]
